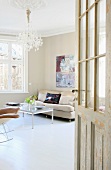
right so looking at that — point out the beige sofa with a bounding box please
[35,90,75,120]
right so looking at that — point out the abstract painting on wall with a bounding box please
[56,55,75,87]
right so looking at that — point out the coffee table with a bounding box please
[20,104,53,129]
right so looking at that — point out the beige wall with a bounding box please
[44,32,75,91]
[28,45,45,95]
[0,32,75,107]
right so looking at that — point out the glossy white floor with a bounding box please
[0,113,75,170]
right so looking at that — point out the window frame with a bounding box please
[78,0,106,112]
[0,37,28,93]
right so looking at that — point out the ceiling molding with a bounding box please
[41,26,75,37]
[0,25,75,37]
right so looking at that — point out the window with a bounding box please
[0,40,28,93]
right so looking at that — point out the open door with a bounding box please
[74,0,111,169]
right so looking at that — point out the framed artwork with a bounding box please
[56,55,75,87]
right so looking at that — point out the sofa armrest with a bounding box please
[69,101,75,108]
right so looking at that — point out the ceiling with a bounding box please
[0,0,75,37]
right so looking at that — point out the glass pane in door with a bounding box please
[88,0,94,8]
[81,0,86,14]
[80,62,85,106]
[88,8,94,58]
[87,60,94,108]
[97,0,106,55]
[96,57,106,112]
[11,64,23,90]
[80,16,86,60]
[0,64,8,90]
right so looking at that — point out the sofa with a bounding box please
[35,89,75,120]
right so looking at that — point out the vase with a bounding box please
[28,103,31,110]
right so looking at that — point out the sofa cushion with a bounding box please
[59,95,74,105]
[44,103,74,112]
[44,93,61,104]
[38,93,46,102]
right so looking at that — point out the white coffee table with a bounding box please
[20,105,53,129]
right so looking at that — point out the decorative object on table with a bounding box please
[25,95,37,104]
[56,55,75,87]
[25,96,34,110]
[35,106,45,109]
[30,95,38,100]
[6,102,20,106]
[9,0,46,52]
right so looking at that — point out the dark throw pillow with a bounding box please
[44,93,61,104]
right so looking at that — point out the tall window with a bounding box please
[0,41,27,93]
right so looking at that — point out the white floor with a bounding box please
[0,113,75,170]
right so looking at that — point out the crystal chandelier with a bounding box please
[18,9,43,52]
[9,0,46,52]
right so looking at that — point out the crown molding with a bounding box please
[0,25,75,37]
[41,26,75,37]
[0,29,17,36]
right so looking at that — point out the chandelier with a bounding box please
[9,0,46,52]
[18,9,43,52]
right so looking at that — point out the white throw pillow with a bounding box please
[38,93,46,102]
[59,95,74,105]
